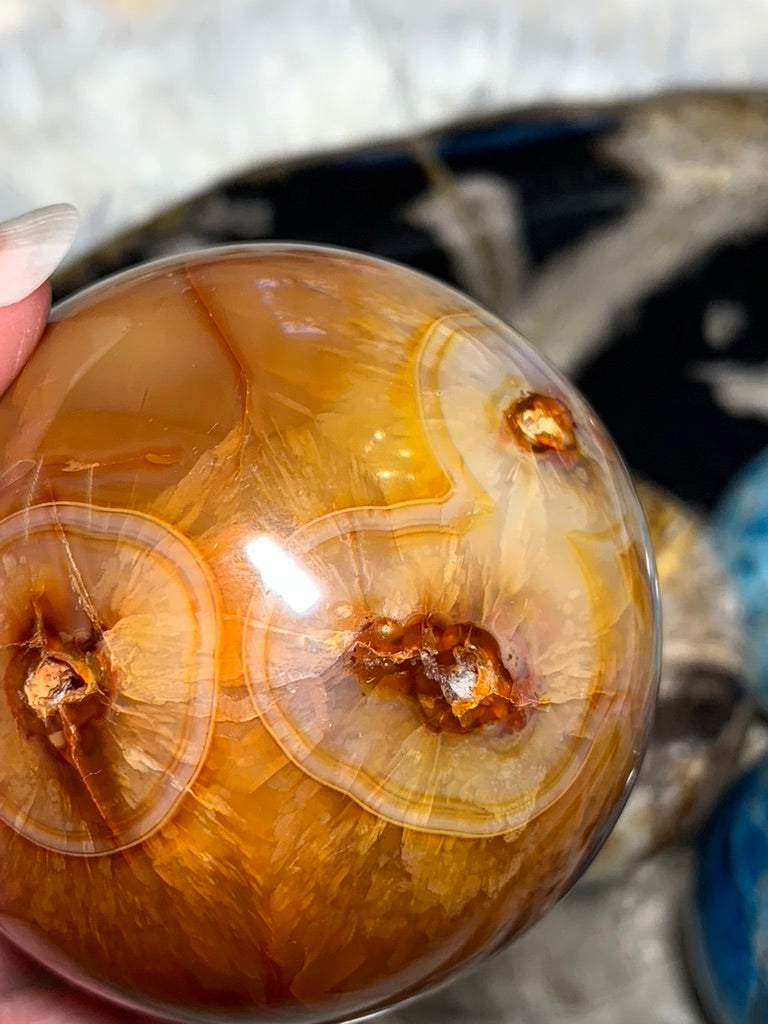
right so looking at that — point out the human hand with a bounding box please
[0,941,159,1023]
[0,205,161,1021]
[0,204,79,395]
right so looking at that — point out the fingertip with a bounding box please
[0,986,162,1024]
[0,204,79,307]
[0,940,50,997]
[0,283,50,396]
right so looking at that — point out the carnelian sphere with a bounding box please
[0,246,659,1022]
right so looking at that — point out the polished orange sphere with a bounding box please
[0,246,658,1022]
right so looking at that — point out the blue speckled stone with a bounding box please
[686,758,768,1024]
[713,448,768,708]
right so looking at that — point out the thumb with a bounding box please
[0,284,50,396]
[0,205,79,396]
[0,204,79,308]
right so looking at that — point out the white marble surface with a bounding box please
[1,0,768,254]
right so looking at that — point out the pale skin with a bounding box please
[0,220,161,1023]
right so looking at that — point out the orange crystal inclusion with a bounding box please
[505,393,578,453]
[346,613,536,734]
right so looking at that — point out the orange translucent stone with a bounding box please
[0,246,659,1022]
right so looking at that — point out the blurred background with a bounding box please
[2,0,768,255]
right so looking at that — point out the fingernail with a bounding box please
[0,203,80,307]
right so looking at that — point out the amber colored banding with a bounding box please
[0,249,657,1022]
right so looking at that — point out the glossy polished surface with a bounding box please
[0,247,658,1022]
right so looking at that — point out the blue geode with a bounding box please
[713,448,768,708]
[687,758,768,1024]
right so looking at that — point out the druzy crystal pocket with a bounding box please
[0,246,659,1023]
